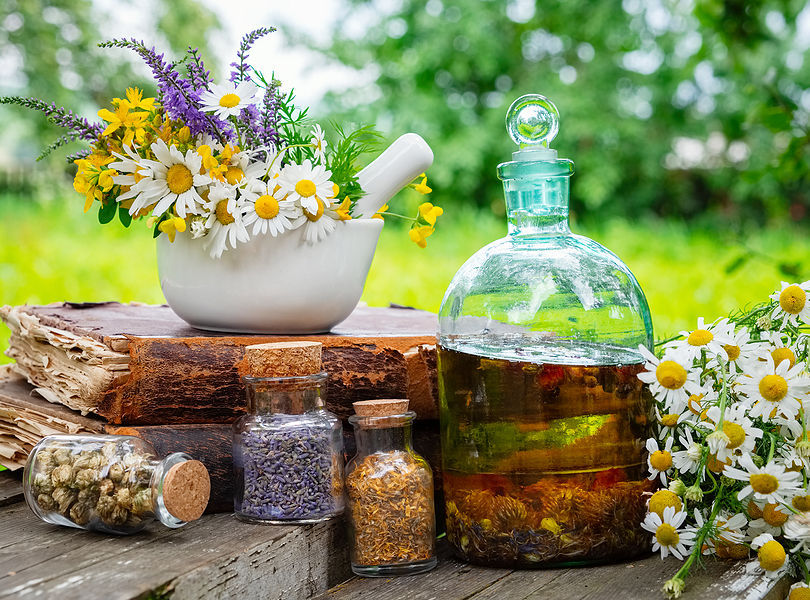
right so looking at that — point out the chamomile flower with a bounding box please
[707,320,760,373]
[646,437,674,485]
[770,281,810,328]
[292,196,341,244]
[641,505,695,560]
[310,123,328,163]
[758,331,800,371]
[275,159,334,214]
[784,512,810,554]
[788,582,810,600]
[725,454,802,505]
[116,139,211,218]
[655,406,687,440]
[750,533,788,577]
[637,345,702,413]
[666,317,734,361]
[241,181,297,237]
[748,502,790,537]
[202,182,249,258]
[738,354,810,421]
[671,428,703,476]
[200,81,261,119]
[704,404,762,463]
[692,509,747,554]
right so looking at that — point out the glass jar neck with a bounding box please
[243,373,328,415]
[497,158,574,238]
[349,412,415,455]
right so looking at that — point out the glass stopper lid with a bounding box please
[506,93,560,161]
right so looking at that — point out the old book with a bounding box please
[0,373,442,515]
[1,302,438,425]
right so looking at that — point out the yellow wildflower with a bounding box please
[158,216,187,243]
[335,197,353,221]
[73,153,117,212]
[418,202,443,226]
[97,103,148,146]
[412,173,432,195]
[372,204,388,220]
[409,224,435,249]
[123,87,155,111]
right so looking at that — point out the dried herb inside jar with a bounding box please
[345,450,434,566]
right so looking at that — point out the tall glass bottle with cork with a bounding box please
[438,94,655,567]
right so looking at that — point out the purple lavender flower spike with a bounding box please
[230,28,276,84]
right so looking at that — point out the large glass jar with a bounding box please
[23,434,210,534]
[438,94,655,567]
[345,401,437,577]
[233,372,344,523]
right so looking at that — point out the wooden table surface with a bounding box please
[0,471,793,600]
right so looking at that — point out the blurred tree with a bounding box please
[0,0,220,163]
[296,0,809,225]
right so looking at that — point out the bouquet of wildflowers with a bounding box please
[2,28,441,258]
[638,281,810,598]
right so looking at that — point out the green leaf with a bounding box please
[152,219,163,238]
[778,262,802,279]
[118,206,132,228]
[724,255,749,274]
[98,201,117,224]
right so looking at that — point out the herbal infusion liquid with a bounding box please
[438,347,654,567]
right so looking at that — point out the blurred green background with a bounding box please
[1,0,809,363]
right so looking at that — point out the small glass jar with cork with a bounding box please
[345,398,437,576]
[23,434,210,534]
[233,341,344,524]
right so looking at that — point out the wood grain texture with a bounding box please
[322,541,793,600]
[0,471,22,507]
[0,500,350,600]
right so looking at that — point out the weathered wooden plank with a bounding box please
[0,503,350,600]
[0,471,22,507]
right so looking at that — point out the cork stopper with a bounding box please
[243,341,323,377]
[353,398,410,417]
[162,460,210,522]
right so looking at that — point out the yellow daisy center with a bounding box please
[166,164,193,195]
[656,361,687,390]
[759,374,788,402]
[758,540,786,571]
[650,450,672,472]
[225,166,244,185]
[791,588,810,600]
[215,200,234,225]
[750,473,779,495]
[219,93,240,108]
[295,179,317,198]
[648,490,682,519]
[660,413,680,428]
[305,198,325,222]
[655,523,679,547]
[723,344,741,361]
[772,348,796,369]
[723,422,746,449]
[748,500,764,519]
[763,503,788,527]
[688,393,704,416]
[255,195,280,220]
[793,495,810,512]
[688,329,714,346]
[780,285,807,314]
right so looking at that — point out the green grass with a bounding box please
[1,193,807,364]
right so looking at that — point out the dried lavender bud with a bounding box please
[99,478,114,496]
[70,501,93,525]
[239,426,341,521]
[51,464,73,486]
[53,448,72,465]
[37,493,57,511]
[74,468,99,489]
[108,463,125,483]
[132,488,152,514]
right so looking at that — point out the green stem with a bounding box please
[767,433,776,464]
[671,483,725,587]
[377,211,418,221]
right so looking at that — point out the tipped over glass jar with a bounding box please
[23,434,211,534]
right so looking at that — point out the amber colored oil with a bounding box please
[438,346,654,567]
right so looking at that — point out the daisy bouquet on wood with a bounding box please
[638,281,810,599]
[2,28,441,258]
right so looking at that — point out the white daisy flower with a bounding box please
[750,533,789,578]
[637,345,703,413]
[116,139,211,218]
[646,436,674,485]
[756,331,800,372]
[641,505,695,560]
[704,404,763,463]
[241,181,298,237]
[289,197,342,244]
[738,354,810,421]
[200,81,261,119]
[725,454,802,505]
[202,182,249,258]
[310,123,328,164]
[671,428,703,476]
[788,583,810,598]
[680,384,719,424]
[666,317,735,362]
[748,501,790,538]
[692,509,747,555]
[655,406,687,440]
[275,159,334,213]
[707,320,760,374]
[770,281,810,329]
